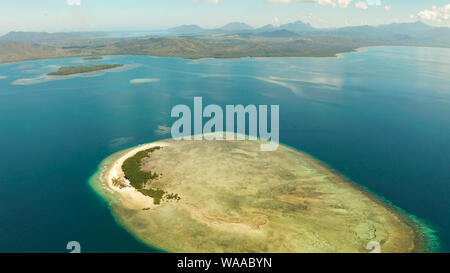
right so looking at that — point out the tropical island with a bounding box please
[48,64,123,76]
[83,56,103,61]
[91,137,434,253]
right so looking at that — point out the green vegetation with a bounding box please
[165,193,181,201]
[83,56,103,60]
[138,190,181,205]
[48,64,122,76]
[122,147,161,189]
[112,177,127,189]
[139,188,166,205]
[1,22,449,64]
[121,146,180,205]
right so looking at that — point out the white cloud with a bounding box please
[266,0,353,8]
[366,0,380,6]
[384,5,391,12]
[338,0,352,9]
[67,0,81,6]
[273,17,280,27]
[417,4,450,22]
[316,0,336,7]
[355,1,368,10]
[192,0,220,4]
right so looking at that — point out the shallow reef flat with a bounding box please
[12,63,141,85]
[47,64,123,76]
[92,138,432,253]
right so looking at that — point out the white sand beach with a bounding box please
[103,142,169,210]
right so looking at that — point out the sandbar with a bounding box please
[130,78,160,84]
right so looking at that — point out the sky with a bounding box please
[0,0,449,34]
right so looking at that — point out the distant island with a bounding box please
[83,56,103,61]
[48,64,123,76]
[0,21,448,63]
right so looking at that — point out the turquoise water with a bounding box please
[0,47,449,252]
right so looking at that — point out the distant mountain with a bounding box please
[376,21,450,44]
[256,30,300,38]
[0,31,105,43]
[421,27,450,44]
[377,21,433,37]
[332,25,383,36]
[1,20,450,64]
[168,25,205,34]
[219,22,254,32]
[324,24,411,41]
[255,24,278,32]
[319,21,450,46]
[1,20,449,64]
[279,21,315,33]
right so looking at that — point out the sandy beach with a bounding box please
[103,142,169,210]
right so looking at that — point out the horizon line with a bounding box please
[1,19,446,36]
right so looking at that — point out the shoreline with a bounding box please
[285,147,437,253]
[102,142,169,210]
[2,45,450,66]
[280,142,439,253]
[88,148,166,253]
[338,172,438,253]
[47,64,124,76]
[91,138,438,253]
[11,63,141,85]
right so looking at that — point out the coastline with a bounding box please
[90,138,439,253]
[102,142,169,210]
[2,45,450,66]
[282,145,437,253]
[0,50,352,65]
[88,148,166,253]
[11,63,141,86]
[280,143,440,253]
[330,168,439,253]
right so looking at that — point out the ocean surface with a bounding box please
[0,47,448,253]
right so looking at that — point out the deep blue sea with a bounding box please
[0,47,449,252]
